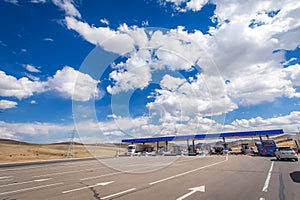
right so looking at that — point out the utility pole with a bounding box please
[65,129,76,158]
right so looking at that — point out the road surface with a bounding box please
[0,155,299,200]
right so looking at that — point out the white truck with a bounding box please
[127,144,153,155]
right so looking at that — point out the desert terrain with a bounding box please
[0,139,126,163]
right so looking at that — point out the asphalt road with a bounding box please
[0,155,299,200]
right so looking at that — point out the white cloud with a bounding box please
[1,110,299,142]
[163,0,208,12]
[58,0,300,121]
[203,1,300,105]
[0,100,17,109]
[31,0,46,3]
[30,100,36,104]
[148,73,237,119]
[186,0,209,12]
[24,64,41,73]
[107,50,152,94]
[52,0,81,18]
[283,64,300,87]
[4,0,18,5]
[0,71,47,99]
[65,16,115,45]
[25,73,40,81]
[0,40,7,47]
[65,17,135,55]
[226,111,300,134]
[0,66,102,102]
[44,37,54,42]
[0,121,75,142]
[100,18,109,26]
[47,66,102,101]
[142,20,149,26]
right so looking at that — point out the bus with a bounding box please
[255,140,276,156]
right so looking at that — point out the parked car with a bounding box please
[275,146,298,161]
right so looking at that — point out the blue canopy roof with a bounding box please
[121,129,284,143]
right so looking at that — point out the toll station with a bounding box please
[122,129,284,152]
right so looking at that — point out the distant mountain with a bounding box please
[0,138,32,145]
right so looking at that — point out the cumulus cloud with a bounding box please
[283,64,300,87]
[157,0,300,106]
[0,71,47,99]
[52,0,81,18]
[1,109,299,142]
[0,66,102,102]
[48,66,102,101]
[57,0,300,132]
[0,100,17,110]
[202,1,300,105]
[186,0,209,11]
[79,111,300,141]
[107,50,152,94]
[148,73,237,119]
[0,121,74,142]
[163,0,208,12]
[65,17,135,55]
[226,111,300,134]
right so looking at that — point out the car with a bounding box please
[275,146,298,161]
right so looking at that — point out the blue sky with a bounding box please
[0,0,300,144]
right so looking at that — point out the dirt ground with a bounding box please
[0,141,126,163]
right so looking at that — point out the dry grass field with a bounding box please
[0,139,126,163]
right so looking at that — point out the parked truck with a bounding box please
[255,140,276,156]
[127,144,153,155]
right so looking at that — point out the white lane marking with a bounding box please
[80,162,173,181]
[62,181,114,194]
[262,161,274,192]
[0,160,102,172]
[80,156,224,181]
[0,165,47,172]
[174,156,205,164]
[0,176,12,180]
[80,172,122,181]
[0,179,13,183]
[32,167,104,178]
[176,185,205,200]
[149,157,228,185]
[0,178,52,188]
[259,198,265,200]
[101,188,136,200]
[0,182,63,195]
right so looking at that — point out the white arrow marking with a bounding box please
[176,185,205,200]
[62,181,114,194]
